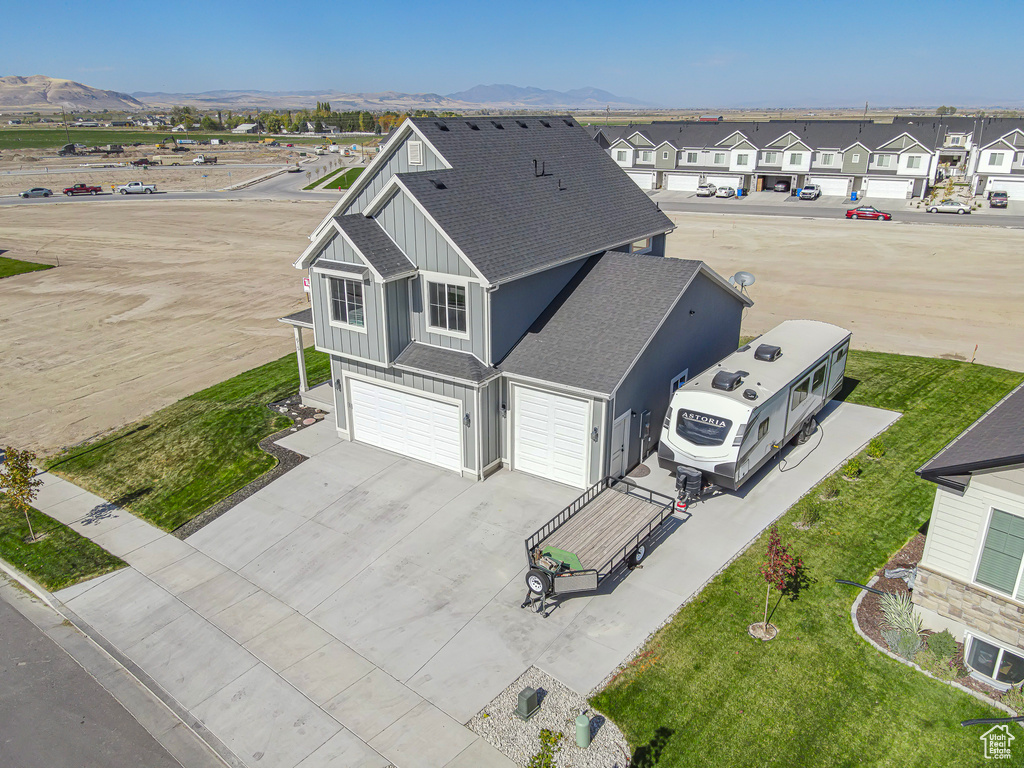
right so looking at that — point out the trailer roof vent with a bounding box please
[754,344,782,362]
[743,388,758,401]
[737,344,751,353]
[712,370,744,392]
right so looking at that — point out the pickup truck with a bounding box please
[990,191,1009,209]
[192,154,218,165]
[799,184,822,200]
[130,158,153,167]
[63,183,102,196]
[116,181,157,195]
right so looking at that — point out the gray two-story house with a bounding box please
[283,116,750,488]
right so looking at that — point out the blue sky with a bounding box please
[3,0,1021,107]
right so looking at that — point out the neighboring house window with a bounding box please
[820,152,835,165]
[408,140,423,166]
[670,369,689,393]
[875,155,892,168]
[630,238,651,253]
[763,151,779,164]
[616,150,627,162]
[906,156,922,169]
[662,151,669,159]
[686,151,699,163]
[990,152,1005,166]
[640,150,653,162]
[714,152,726,164]
[736,153,749,165]
[789,152,803,164]
[427,281,467,333]
[328,278,365,328]
[975,509,1024,596]
[851,153,861,163]
[791,376,810,409]
[965,635,1024,685]
[947,135,964,146]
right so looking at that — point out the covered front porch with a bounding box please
[278,308,333,411]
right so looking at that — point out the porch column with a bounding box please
[294,326,308,392]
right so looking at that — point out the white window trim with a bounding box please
[638,150,654,163]
[789,152,803,165]
[851,153,861,163]
[713,152,727,164]
[906,155,922,169]
[670,368,689,394]
[421,271,471,340]
[662,151,669,159]
[963,631,1024,688]
[820,153,835,166]
[327,276,368,335]
[971,505,1024,601]
[616,150,627,161]
[875,154,893,168]
[735,153,749,166]
[990,152,1005,166]
[686,151,699,164]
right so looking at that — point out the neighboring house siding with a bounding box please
[408,275,487,359]
[310,269,387,363]
[384,279,411,360]
[341,134,445,215]
[610,273,743,471]
[842,149,869,175]
[375,189,474,277]
[655,147,676,170]
[490,259,588,364]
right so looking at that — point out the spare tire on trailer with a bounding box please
[525,569,551,596]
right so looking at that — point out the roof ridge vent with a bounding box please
[434,121,449,131]
[491,121,504,130]
[539,119,551,128]
[428,179,447,190]
[754,343,782,362]
[466,121,479,130]
[516,120,528,129]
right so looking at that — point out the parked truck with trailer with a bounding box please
[521,478,676,616]
[153,155,187,166]
[658,320,851,505]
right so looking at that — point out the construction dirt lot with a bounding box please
[1,204,1023,454]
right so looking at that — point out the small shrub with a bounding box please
[866,439,886,460]
[1002,685,1024,715]
[841,458,863,480]
[880,592,923,637]
[527,729,563,768]
[818,476,840,501]
[798,503,821,528]
[926,629,957,660]
[882,628,924,661]
[916,647,958,681]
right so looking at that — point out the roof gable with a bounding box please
[717,130,751,148]
[627,131,655,147]
[768,131,801,148]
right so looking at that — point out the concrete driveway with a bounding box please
[47,399,897,768]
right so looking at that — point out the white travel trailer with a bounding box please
[658,320,851,500]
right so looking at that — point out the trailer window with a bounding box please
[834,346,847,364]
[791,377,810,410]
[675,409,733,447]
[757,418,770,440]
[811,364,827,393]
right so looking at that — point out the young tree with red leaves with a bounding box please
[759,525,802,630]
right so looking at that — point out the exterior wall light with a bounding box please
[464,413,471,427]
[591,427,599,442]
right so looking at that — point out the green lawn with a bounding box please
[0,127,380,151]
[46,347,329,532]
[592,351,1023,768]
[303,167,346,190]
[0,255,53,279]
[0,497,124,591]
[326,167,364,190]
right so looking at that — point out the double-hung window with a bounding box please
[328,277,364,329]
[820,152,835,166]
[639,150,653,163]
[906,155,922,169]
[427,281,467,333]
[686,151,698,163]
[875,154,892,168]
[736,153,749,165]
[714,152,726,164]
[616,150,627,162]
[763,152,779,164]
[989,152,1005,166]
[789,152,803,165]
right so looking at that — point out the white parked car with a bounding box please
[799,184,822,200]
[715,186,736,198]
[696,183,716,197]
[927,199,971,215]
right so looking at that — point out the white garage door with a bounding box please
[513,386,590,488]
[626,170,654,190]
[865,178,912,199]
[349,378,462,472]
[987,178,1024,199]
[807,176,850,197]
[666,174,699,191]
[705,175,741,189]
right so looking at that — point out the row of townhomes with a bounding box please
[281,116,750,488]
[591,116,1024,200]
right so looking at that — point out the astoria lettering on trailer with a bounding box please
[679,410,728,428]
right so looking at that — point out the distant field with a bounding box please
[0,128,379,152]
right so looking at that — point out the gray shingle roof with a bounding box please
[917,381,1024,489]
[394,342,499,384]
[334,215,415,280]
[278,308,313,328]
[499,252,717,395]
[400,116,673,285]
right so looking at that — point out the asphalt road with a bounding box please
[0,590,182,768]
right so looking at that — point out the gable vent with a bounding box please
[466,121,479,130]
[491,121,504,130]
[434,121,449,131]
[407,140,423,166]
[754,344,782,362]
[539,119,551,128]
[516,120,528,129]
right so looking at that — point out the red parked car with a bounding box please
[63,183,102,196]
[845,205,891,221]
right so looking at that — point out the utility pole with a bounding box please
[606,105,609,125]
[61,106,71,145]
[863,101,868,120]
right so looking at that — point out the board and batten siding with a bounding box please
[333,356,479,473]
[480,377,502,471]
[314,233,363,265]
[310,268,387,363]
[921,468,1024,587]
[407,276,487,360]
[374,189,474,277]
[384,279,411,360]
[340,134,445,216]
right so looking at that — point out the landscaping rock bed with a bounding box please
[171,395,325,538]
[468,666,630,768]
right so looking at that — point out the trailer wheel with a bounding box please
[526,569,551,596]
[628,543,647,569]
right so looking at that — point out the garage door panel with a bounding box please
[865,178,912,199]
[705,175,740,188]
[807,176,850,196]
[987,179,1024,199]
[666,174,699,191]
[513,386,590,488]
[349,378,462,472]
[626,171,654,190]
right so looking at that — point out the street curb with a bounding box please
[0,557,243,768]
[222,167,288,191]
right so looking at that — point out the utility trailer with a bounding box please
[522,477,675,616]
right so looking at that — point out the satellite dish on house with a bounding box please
[733,271,756,287]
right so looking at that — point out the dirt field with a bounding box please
[2,203,1022,455]
[666,213,1024,370]
[0,199,333,453]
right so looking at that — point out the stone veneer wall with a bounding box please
[913,565,1024,648]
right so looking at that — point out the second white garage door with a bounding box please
[666,174,699,191]
[626,170,654,190]
[987,178,1024,199]
[705,175,741,189]
[349,378,462,472]
[807,176,850,197]
[865,178,912,199]
[513,386,590,488]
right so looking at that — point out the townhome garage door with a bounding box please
[865,178,913,199]
[666,174,699,191]
[807,176,850,197]
[513,386,590,488]
[348,378,462,472]
[986,178,1024,199]
[626,170,655,190]
[705,175,742,189]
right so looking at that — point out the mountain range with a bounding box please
[0,75,144,111]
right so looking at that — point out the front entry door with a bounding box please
[609,411,631,479]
